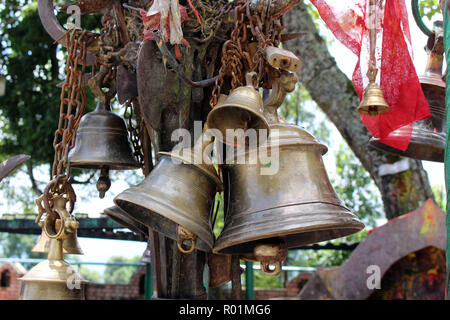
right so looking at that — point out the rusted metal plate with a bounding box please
[368,246,445,300]
[299,199,446,300]
[0,155,30,183]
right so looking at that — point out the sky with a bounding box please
[0,1,446,271]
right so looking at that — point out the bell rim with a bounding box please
[114,188,215,252]
[68,160,141,170]
[206,104,270,147]
[213,202,364,254]
[419,75,446,88]
[356,104,390,115]
[104,206,148,236]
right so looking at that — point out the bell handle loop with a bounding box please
[176,225,197,254]
[44,196,79,240]
[367,65,378,83]
[177,237,196,254]
[263,70,298,124]
[260,261,282,277]
[245,72,259,89]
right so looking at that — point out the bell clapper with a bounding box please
[177,225,197,254]
[97,166,111,199]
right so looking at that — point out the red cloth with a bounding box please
[310,0,430,150]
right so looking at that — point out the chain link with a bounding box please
[36,30,90,224]
[124,98,145,168]
[210,0,283,107]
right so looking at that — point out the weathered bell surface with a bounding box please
[369,23,446,162]
[104,205,148,238]
[208,253,232,288]
[214,123,365,256]
[32,222,83,255]
[68,101,140,170]
[20,238,87,300]
[114,147,223,253]
[207,72,270,146]
[357,81,390,116]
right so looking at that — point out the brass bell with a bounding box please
[32,221,83,255]
[369,22,446,162]
[213,72,364,275]
[20,197,87,300]
[207,72,270,146]
[357,69,390,116]
[140,238,152,264]
[20,238,87,300]
[104,206,148,238]
[114,137,223,253]
[68,101,140,197]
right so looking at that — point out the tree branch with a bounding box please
[26,161,42,196]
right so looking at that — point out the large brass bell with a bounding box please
[357,68,390,116]
[114,137,223,253]
[369,22,446,162]
[20,197,87,300]
[207,72,270,146]
[68,101,140,197]
[20,238,87,300]
[104,206,148,239]
[213,72,364,275]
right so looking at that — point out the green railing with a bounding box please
[0,257,315,300]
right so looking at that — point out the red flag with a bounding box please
[311,0,430,150]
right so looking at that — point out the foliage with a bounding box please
[103,255,141,284]
[432,184,446,211]
[79,265,103,283]
[0,232,42,259]
[418,0,442,20]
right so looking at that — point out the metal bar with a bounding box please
[245,261,255,300]
[444,0,450,300]
[0,257,145,267]
[144,263,153,300]
[412,0,433,37]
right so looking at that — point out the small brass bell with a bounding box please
[207,72,270,146]
[104,205,148,238]
[114,137,223,253]
[68,101,140,197]
[369,22,446,162]
[140,238,152,264]
[32,220,83,255]
[357,68,390,116]
[20,197,87,300]
[213,72,364,275]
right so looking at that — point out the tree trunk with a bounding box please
[283,1,434,219]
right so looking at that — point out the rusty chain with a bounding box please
[36,30,91,224]
[124,98,145,168]
[210,0,283,107]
